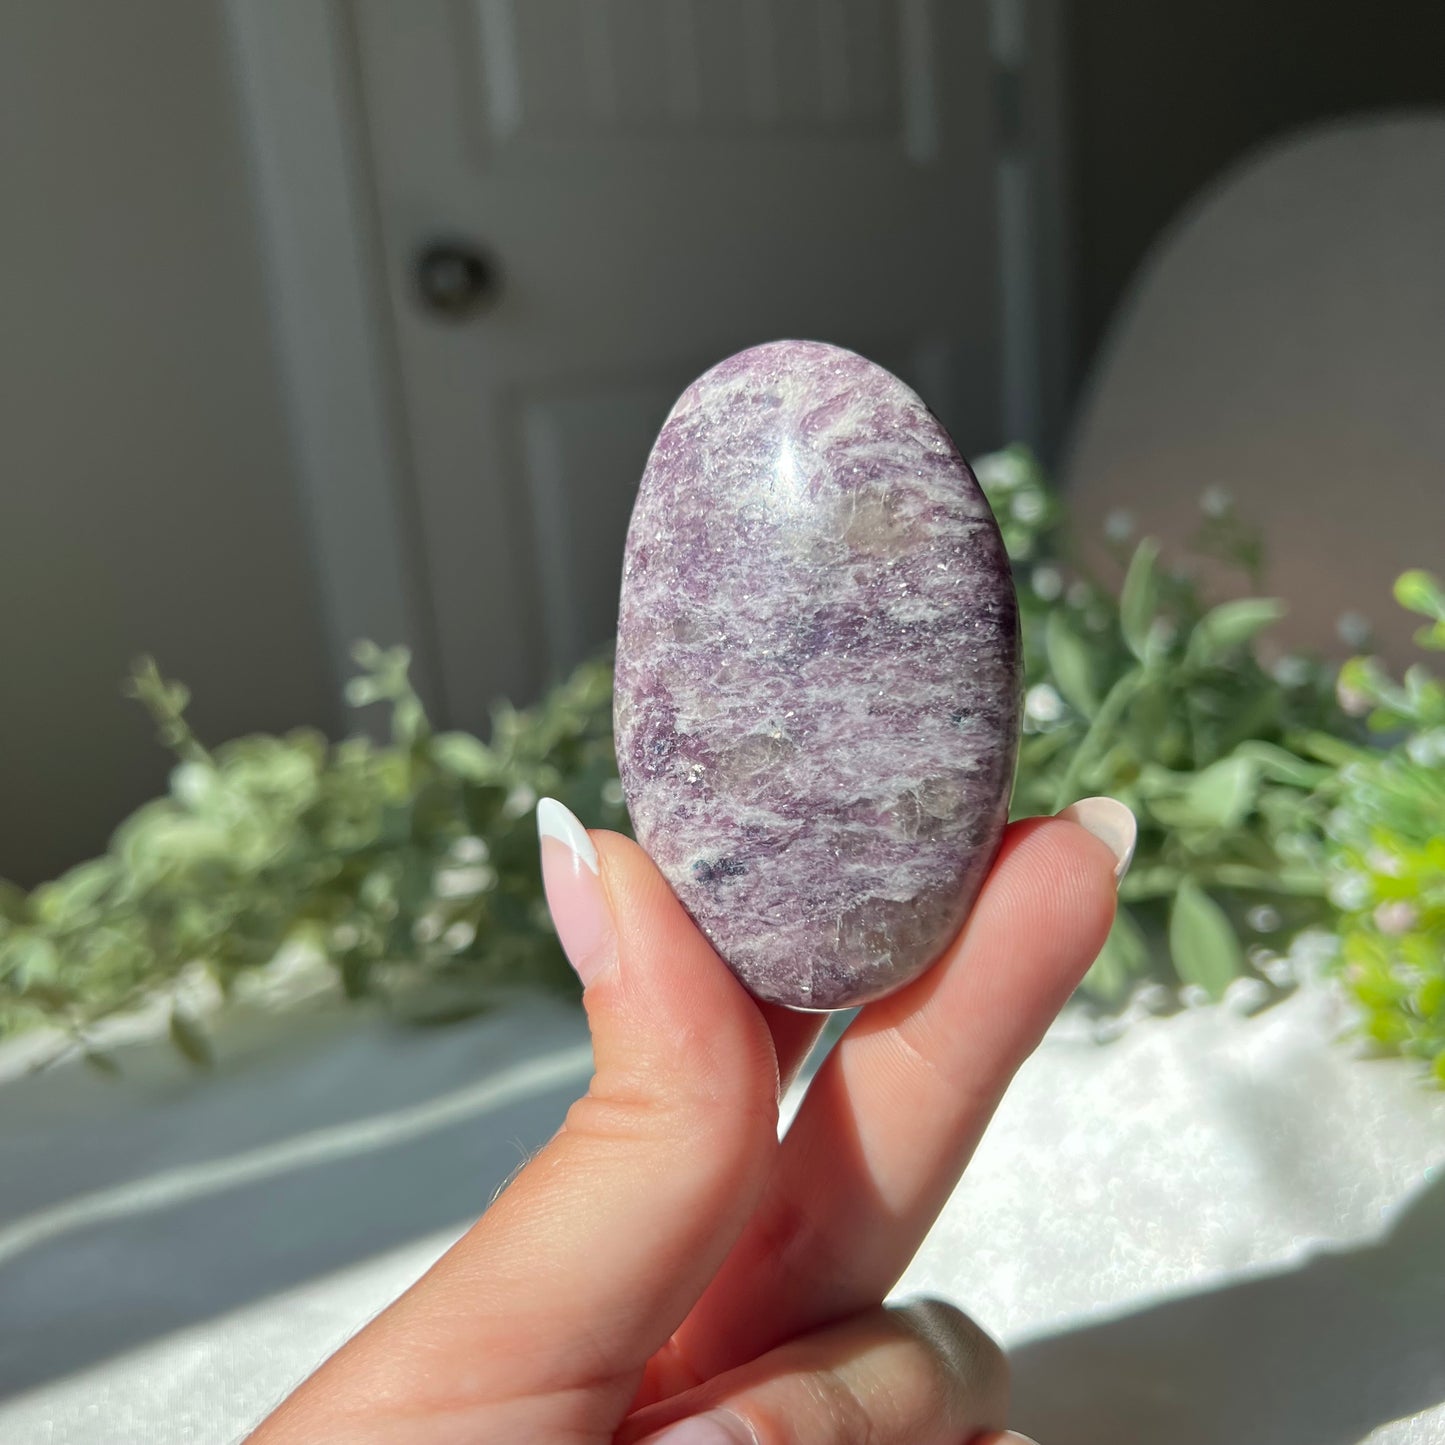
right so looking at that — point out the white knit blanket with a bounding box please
[0,986,1441,1444]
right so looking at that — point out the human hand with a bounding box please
[251,795,1133,1444]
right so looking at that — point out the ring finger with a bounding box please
[618,1299,1011,1445]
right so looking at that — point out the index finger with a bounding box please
[674,806,1129,1377]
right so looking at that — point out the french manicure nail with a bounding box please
[536,797,614,987]
[639,1410,756,1445]
[1056,796,1137,883]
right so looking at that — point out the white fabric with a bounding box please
[0,986,1441,1444]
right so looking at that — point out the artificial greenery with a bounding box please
[1316,571,1445,1081]
[0,451,1438,1079]
[0,644,627,1065]
[975,447,1342,1006]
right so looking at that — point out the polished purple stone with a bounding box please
[614,340,1021,1010]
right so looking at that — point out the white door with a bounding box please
[352,0,1013,726]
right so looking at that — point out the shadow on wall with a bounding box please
[1011,1166,1445,1443]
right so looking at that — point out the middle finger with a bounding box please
[675,812,1123,1376]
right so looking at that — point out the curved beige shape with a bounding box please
[1065,112,1445,666]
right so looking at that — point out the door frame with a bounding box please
[222,0,444,714]
[223,0,1072,724]
[990,0,1075,460]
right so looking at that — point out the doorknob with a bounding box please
[413,240,501,319]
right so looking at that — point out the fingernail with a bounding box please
[998,1434,1042,1445]
[536,798,614,987]
[1056,796,1137,883]
[639,1411,756,1444]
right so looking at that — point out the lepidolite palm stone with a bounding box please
[614,340,1021,1010]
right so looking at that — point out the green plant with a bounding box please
[0,645,627,1065]
[1317,571,1445,1081]
[975,448,1341,1005]
[3,451,1437,1079]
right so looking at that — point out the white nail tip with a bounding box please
[536,797,600,875]
[1057,796,1138,881]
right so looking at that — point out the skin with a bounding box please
[249,814,1118,1444]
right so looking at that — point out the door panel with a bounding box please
[353,0,1003,725]
[518,375,680,668]
[473,0,902,137]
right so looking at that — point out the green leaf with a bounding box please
[1044,609,1099,716]
[1183,755,1259,830]
[1394,569,1445,622]
[1295,730,1371,768]
[1146,796,1220,830]
[1419,975,1444,1019]
[1138,756,1257,830]
[1233,741,1330,788]
[1119,538,1161,664]
[1413,620,1445,653]
[1403,665,1445,724]
[431,732,498,782]
[1169,880,1243,1000]
[33,859,119,927]
[392,694,428,747]
[1185,598,1285,669]
[169,1007,215,1068]
[9,935,60,986]
[345,677,384,707]
[0,880,31,924]
[1080,907,1149,1002]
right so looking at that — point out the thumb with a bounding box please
[485,801,782,1376]
[257,800,780,1438]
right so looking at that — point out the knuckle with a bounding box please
[813,1307,985,1444]
[892,1298,1010,1423]
[798,1366,885,1445]
[563,1079,675,1146]
[574,1071,777,1153]
[559,1076,778,1202]
[857,1005,991,1107]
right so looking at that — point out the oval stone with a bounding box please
[614,340,1021,1010]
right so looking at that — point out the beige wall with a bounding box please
[0,1,336,885]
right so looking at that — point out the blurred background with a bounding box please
[5,0,1445,888]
